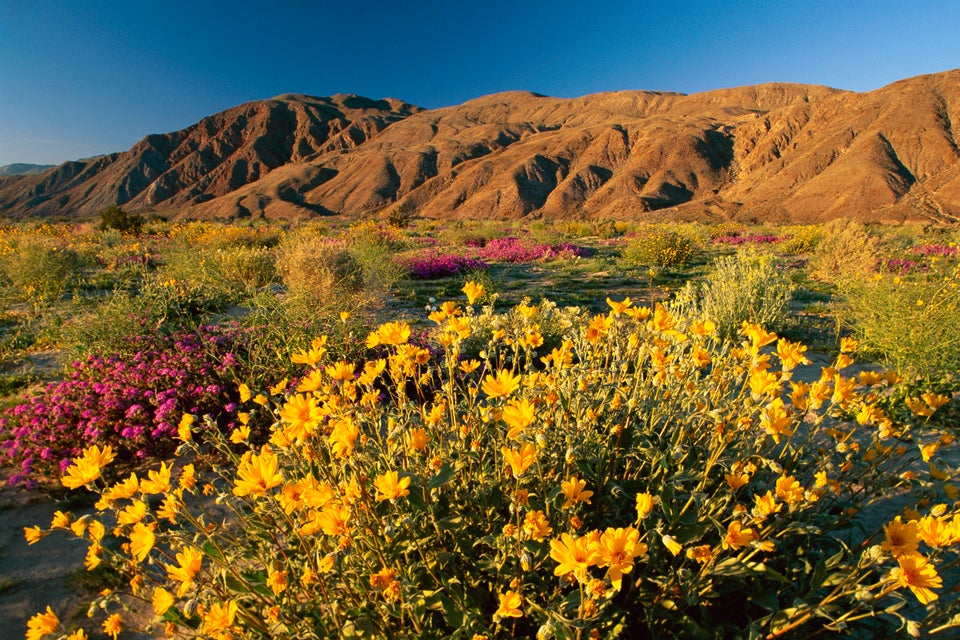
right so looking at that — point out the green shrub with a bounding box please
[97,205,143,235]
[0,235,84,307]
[672,249,793,339]
[781,225,822,254]
[839,266,960,378]
[215,246,278,290]
[621,229,699,268]
[276,234,364,313]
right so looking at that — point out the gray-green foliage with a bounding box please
[672,249,793,339]
[0,236,85,307]
[838,269,960,378]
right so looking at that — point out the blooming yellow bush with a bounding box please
[25,286,960,638]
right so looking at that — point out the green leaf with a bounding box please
[428,462,456,490]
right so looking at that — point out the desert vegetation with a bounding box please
[3,214,960,639]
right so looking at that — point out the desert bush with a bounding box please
[275,234,364,312]
[27,289,960,639]
[97,205,143,235]
[781,225,823,254]
[0,234,85,307]
[671,249,793,340]
[838,266,960,378]
[141,248,240,322]
[621,229,699,268]
[215,245,278,290]
[809,219,880,284]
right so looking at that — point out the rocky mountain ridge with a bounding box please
[2,70,959,223]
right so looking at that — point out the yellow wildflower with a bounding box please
[502,397,536,439]
[482,369,522,398]
[201,600,238,638]
[594,527,646,590]
[549,533,596,583]
[129,522,156,562]
[141,461,173,495]
[152,586,175,616]
[561,476,594,508]
[502,443,537,478]
[494,590,523,619]
[267,569,289,595]
[61,444,116,489]
[374,470,412,501]
[26,607,60,640]
[522,510,553,541]
[23,526,43,545]
[775,475,804,505]
[635,492,655,519]
[882,516,920,558]
[891,554,941,604]
[722,521,756,550]
[166,546,203,597]
[463,281,485,304]
[102,613,123,640]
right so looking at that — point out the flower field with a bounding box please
[2,216,959,638]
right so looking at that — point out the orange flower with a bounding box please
[635,492,655,519]
[594,527,646,590]
[233,447,283,497]
[129,522,156,562]
[892,554,941,604]
[549,533,596,583]
[26,606,60,640]
[61,444,116,489]
[102,613,123,640]
[462,281,485,304]
[502,397,536,439]
[483,369,522,398]
[201,600,238,638]
[374,470,412,502]
[279,394,323,441]
[775,475,804,505]
[882,516,920,558]
[502,443,537,478]
[722,521,756,550]
[494,590,523,619]
[140,461,172,495]
[166,546,203,596]
[561,476,594,508]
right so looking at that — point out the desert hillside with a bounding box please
[2,70,959,223]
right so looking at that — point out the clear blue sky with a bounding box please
[1,0,958,166]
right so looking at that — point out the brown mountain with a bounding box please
[3,70,960,223]
[0,94,421,218]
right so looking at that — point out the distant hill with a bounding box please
[2,70,960,224]
[0,163,55,177]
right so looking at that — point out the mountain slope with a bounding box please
[0,94,421,217]
[3,70,960,223]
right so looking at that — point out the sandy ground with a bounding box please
[0,470,97,638]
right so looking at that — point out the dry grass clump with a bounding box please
[809,219,880,284]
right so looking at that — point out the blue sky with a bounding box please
[1,0,958,166]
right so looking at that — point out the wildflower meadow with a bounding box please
[2,217,959,639]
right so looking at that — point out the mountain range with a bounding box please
[2,70,959,224]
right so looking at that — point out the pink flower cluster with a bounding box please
[403,252,488,279]
[475,237,590,262]
[0,327,244,488]
[910,244,959,257]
